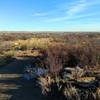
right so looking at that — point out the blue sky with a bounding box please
[0,0,100,31]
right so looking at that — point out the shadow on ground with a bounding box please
[0,57,45,100]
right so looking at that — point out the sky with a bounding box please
[0,0,100,31]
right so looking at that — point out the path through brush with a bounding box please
[0,57,44,100]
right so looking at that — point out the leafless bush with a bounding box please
[46,44,67,74]
[46,42,99,75]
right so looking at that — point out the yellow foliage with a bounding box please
[13,37,54,50]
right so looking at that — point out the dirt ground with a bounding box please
[0,57,45,100]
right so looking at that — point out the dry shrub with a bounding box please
[46,42,99,75]
[0,41,13,52]
[64,86,80,100]
[38,76,100,100]
[96,88,100,100]
[13,37,54,50]
[47,45,64,74]
[38,76,50,95]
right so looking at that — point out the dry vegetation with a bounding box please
[0,32,100,99]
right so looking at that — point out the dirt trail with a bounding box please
[0,57,44,100]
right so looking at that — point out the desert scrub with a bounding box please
[3,50,15,58]
[47,43,99,70]
[38,76,80,100]
[0,41,13,52]
[38,75,100,100]
[63,85,80,100]
[96,88,100,100]
[13,38,53,50]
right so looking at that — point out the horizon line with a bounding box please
[0,30,100,33]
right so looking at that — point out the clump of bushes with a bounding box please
[3,50,15,58]
[13,37,54,50]
[46,42,99,75]
[37,41,100,100]
[38,75,100,100]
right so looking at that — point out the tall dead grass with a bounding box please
[38,75,100,100]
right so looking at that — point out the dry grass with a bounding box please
[0,33,100,100]
[38,75,100,100]
[13,37,55,50]
[16,50,42,57]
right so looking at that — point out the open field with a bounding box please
[0,32,100,100]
